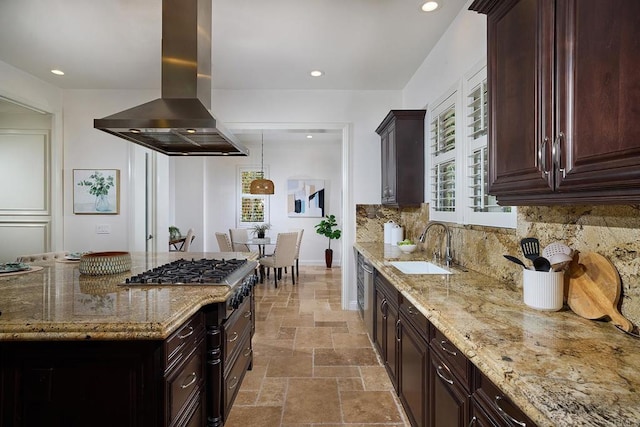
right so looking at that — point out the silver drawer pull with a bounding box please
[407,306,417,316]
[177,326,194,340]
[495,395,527,426]
[244,311,252,318]
[468,416,477,427]
[228,376,239,390]
[243,347,252,357]
[436,364,454,385]
[440,340,457,356]
[180,372,197,389]
[227,331,239,343]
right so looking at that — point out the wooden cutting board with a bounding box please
[566,252,634,332]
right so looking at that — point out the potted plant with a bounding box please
[315,214,342,268]
[251,223,271,239]
[169,226,182,241]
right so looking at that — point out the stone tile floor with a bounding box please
[225,266,410,427]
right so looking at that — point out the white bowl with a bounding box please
[397,244,417,254]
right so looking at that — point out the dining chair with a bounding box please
[259,232,298,288]
[229,228,251,252]
[293,228,304,278]
[215,232,233,252]
[16,251,69,262]
[181,228,195,252]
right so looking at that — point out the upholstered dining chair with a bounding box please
[181,228,195,252]
[16,251,69,262]
[229,228,251,252]
[215,232,234,252]
[259,232,298,288]
[293,228,304,278]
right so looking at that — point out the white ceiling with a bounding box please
[0,0,468,91]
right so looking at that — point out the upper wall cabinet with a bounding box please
[376,110,426,207]
[470,0,640,205]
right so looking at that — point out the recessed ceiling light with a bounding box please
[51,69,65,76]
[306,135,313,139]
[421,1,439,12]
[310,70,324,77]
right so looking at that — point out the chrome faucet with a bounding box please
[418,221,452,266]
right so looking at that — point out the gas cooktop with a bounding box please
[123,258,256,286]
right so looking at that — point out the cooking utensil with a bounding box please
[567,252,634,332]
[520,238,540,263]
[542,242,573,259]
[549,252,573,271]
[533,256,551,272]
[503,255,527,268]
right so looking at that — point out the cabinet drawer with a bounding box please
[224,297,252,362]
[165,312,204,371]
[430,326,471,391]
[167,339,205,424]
[400,297,429,340]
[224,333,253,418]
[375,274,399,306]
[473,370,536,427]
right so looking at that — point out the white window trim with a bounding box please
[236,165,270,228]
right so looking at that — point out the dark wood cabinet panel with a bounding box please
[376,110,426,207]
[471,0,640,204]
[399,314,429,427]
[473,369,537,427]
[374,274,399,389]
[429,349,470,427]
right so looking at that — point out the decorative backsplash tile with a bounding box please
[355,203,640,326]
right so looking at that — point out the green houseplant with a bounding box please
[315,214,342,268]
[251,223,271,239]
[169,226,182,241]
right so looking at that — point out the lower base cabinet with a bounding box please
[399,314,429,427]
[429,349,469,427]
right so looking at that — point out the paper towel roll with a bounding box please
[384,221,396,245]
[391,226,404,246]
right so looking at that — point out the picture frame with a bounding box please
[73,169,120,214]
[287,179,325,218]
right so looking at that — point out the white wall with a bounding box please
[172,137,342,265]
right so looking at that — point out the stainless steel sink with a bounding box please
[389,261,452,275]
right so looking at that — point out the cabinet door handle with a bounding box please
[468,416,477,427]
[244,310,252,318]
[440,340,458,356]
[180,372,197,389]
[553,132,566,178]
[381,299,388,317]
[227,331,238,343]
[228,376,239,390]
[177,326,194,340]
[243,347,252,358]
[539,136,549,174]
[396,319,401,342]
[495,395,527,426]
[436,363,454,385]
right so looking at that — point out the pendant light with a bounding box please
[249,133,275,194]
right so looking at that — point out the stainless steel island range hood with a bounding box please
[94,0,248,156]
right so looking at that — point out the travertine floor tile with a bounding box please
[225,266,409,426]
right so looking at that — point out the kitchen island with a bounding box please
[355,242,640,427]
[0,251,258,427]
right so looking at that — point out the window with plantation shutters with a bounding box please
[430,92,457,217]
[237,166,270,228]
[428,61,515,228]
[464,63,515,227]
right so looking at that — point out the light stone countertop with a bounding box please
[0,252,256,341]
[355,242,640,427]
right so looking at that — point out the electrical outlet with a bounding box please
[96,224,111,234]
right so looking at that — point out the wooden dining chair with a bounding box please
[259,232,298,288]
[215,232,233,252]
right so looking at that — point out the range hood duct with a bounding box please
[94,0,248,156]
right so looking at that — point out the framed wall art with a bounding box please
[73,169,120,214]
[287,179,324,217]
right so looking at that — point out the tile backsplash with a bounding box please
[356,203,640,326]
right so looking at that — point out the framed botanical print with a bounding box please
[73,169,120,214]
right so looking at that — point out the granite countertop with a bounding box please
[354,242,640,427]
[0,252,256,341]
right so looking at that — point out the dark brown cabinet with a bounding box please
[375,110,426,207]
[472,370,536,427]
[470,0,640,205]
[398,299,429,427]
[374,273,399,389]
